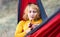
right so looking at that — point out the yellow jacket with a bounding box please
[15,19,42,37]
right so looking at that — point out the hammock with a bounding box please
[18,0,60,37]
[26,9,60,37]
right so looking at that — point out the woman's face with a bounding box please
[28,7,38,21]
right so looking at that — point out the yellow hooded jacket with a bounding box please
[15,19,42,37]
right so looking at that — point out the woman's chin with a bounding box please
[29,18,34,21]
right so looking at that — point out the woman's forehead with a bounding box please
[28,7,37,11]
[27,5,36,8]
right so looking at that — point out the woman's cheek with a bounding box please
[34,13,37,17]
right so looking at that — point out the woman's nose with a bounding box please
[31,11,34,15]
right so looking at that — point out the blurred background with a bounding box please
[0,0,60,37]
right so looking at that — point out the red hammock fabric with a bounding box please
[27,12,60,37]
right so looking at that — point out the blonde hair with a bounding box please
[23,3,41,21]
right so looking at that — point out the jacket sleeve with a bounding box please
[15,21,26,37]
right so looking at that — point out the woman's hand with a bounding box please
[25,22,39,34]
[25,28,31,34]
[32,25,38,29]
[28,22,39,30]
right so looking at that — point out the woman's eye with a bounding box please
[29,11,31,13]
[29,11,36,13]
[33,11,36,13]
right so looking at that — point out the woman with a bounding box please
[15,3,43,37]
